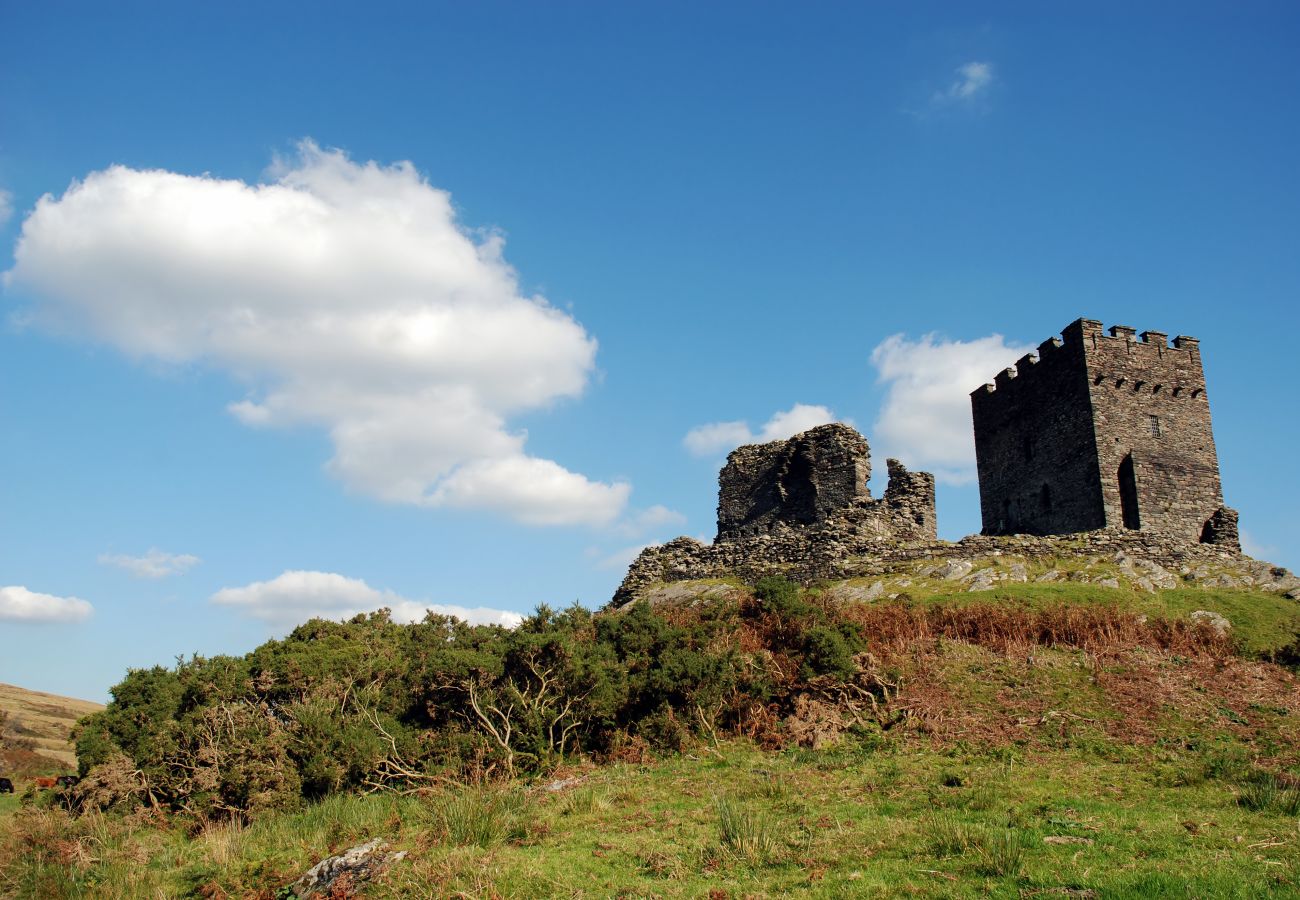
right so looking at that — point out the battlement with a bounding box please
[970,320,1080,406]
[971,317,1205,406]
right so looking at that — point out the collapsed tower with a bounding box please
[716,423,935,542]
[970,318,1238,549]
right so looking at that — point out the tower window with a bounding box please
[1149,415,1161,437]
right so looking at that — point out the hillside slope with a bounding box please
[4,589,1300,897]
[0,682,103,773]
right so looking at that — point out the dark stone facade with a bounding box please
[970,318,1238,549]
[718,424,873,540]
[716,424,935,543]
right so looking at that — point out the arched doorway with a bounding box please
[1118,453,1140,530]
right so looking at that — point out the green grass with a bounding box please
[3,739,1299,898]
[837,563,1300,656]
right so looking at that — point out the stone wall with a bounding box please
[610,526,1251,608]
[971,318,1238,550]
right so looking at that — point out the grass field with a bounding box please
[2,739,1298,897]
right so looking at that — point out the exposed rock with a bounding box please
[937,560,973,581]
[827,581,885,603]
[1007,563,1029,583]
[1096,577,1121,589]
[967,569,998,592]
[542,776,587,792]
[1034,571,1061,583]
[286,839,406,898]
[1190,610,1232,638]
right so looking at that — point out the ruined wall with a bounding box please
[715,424,933,545]
[971,317,1237,548]
[611,425,937,605]
[717,424,871,540]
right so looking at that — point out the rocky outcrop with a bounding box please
[611,526,1272,609]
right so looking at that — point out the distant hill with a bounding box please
[0,682,103,775]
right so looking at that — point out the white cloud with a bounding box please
[5,141,627,527]
[616,504,686,538]
[1239,530,1277,560]
[99,547,200,579]
[0,190,12,226]
[684,403,837,457]
[870,332,1032,484]
[932,61,994,106]
[211,569,523,629]
[0,585,93,623]
[593,543,655,571]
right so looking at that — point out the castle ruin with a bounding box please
[611,317,1251,608]
[612,424,935,604]
[717,424,935,542]
[970,318,1239,549]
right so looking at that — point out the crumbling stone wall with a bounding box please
[715,424,934,545]
[717,424,872,540]
[612,424,937,605]
[610,526,1252,608]
[971,318,1238,549]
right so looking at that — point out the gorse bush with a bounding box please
[70,587,865,820]
[66,581,1241,823]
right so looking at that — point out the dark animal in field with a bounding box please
[34,776,57,789]
[0,777,13,794]
[55,774,79,788]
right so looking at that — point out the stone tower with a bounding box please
[969,318,1238,549]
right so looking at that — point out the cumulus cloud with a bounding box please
[932,61,994,106]
[0,586,93,623]
[99,547,200,579]
[0,190,12,226]
[211,569,523,630]
[870,332,1032,484]
[684,403,837,457]
[5,141,628,526]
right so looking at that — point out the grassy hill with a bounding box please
[0,682,102,772]
[2,552,1298,897]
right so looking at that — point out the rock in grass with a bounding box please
[937,559,973,581]
[287,839,407,898]
[1190,610,1232,638]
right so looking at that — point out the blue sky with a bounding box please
[2,2,1297,701]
